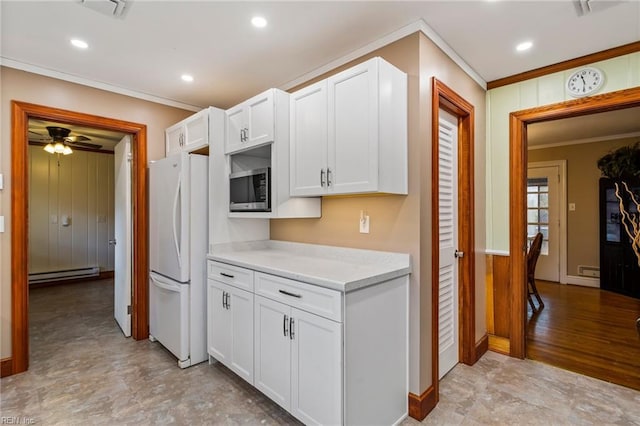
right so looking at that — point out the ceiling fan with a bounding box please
[29,126,103,151]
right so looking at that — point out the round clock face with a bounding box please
[566,67,604,97]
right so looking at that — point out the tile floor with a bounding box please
[1,280,639,425]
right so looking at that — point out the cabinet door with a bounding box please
[184,109,209,152]
[246,89,275,147]
[290,81,328,196]
[228,285,254,384]
[207,280,231,364]
[165,123,184,157]
[225,105,245,153]
[254,295,291,411]
[290,308,342,426]
[328,59,379,194]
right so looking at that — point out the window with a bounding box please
[527,177,549,255]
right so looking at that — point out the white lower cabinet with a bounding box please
[290,307,342,426]
[254,295,342,426]
[207,279,254,384]
[207,259,408,425]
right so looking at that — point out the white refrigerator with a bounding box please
[149,152,207,368]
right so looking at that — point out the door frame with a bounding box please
[509,86,640,358]
[10,101,149,375]
[527,160,567,283]
[431,78,477,400]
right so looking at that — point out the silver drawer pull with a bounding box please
[220,272,235,278]
[279,289,302,298]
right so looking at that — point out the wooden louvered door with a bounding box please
[438,109,459,379]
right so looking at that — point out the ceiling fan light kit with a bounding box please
[44,126,74,156]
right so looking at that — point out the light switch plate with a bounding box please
[0,216,4,233]
[0,173,3,190]
[569,203,576,211]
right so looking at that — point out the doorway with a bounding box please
[508,86,640,359]
[429,78,479,410]
[10,101,149,375]
[526,162,564,283]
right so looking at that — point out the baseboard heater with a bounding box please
[28,267,100,284]
[577,265,600,278]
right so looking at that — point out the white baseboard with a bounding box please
[564,275,600,288]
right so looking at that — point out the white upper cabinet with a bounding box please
[227,89,321,219]
[225,89,275,154]
[290,80,328,197]
[165,108,209,156]
[290,57,407,197]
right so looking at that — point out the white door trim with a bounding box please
[528,160,567,284]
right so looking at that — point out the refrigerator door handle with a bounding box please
[172,173,182,270]
[150,274,180,293]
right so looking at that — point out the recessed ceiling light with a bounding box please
[70,38,89,49]
[181,74,194,83]
[251,16,267,28]
[516,41,533,52]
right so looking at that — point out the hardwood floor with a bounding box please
[527,280,640,391]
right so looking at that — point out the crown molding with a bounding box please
[0,57,203,112]
[280,19,487,92]
[528,130,640,151]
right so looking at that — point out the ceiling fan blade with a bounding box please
[65,135,91,142]
[67,141,103,150]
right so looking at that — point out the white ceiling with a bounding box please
[1,0,639,110]
[528,106,640,148]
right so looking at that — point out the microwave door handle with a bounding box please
[172,173,182,269]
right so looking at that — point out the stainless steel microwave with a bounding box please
[229,168,271,212]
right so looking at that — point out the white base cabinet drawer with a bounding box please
[208,260,254,292]
[254,295,342,426]
[255,272,342,322]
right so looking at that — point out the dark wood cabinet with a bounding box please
[599,177,640,298]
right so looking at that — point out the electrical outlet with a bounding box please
[359,211,370,234]
[569,203,576,211]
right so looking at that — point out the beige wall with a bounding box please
[528,137,636,277]
[1,67,193,359]
[271,33,487,394]
[28,146,115,274]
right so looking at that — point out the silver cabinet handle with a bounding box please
[279,289,302,298]
[455,250,464,258]
[226,292,230,309]
[283,314,289,337]
[320,169,326,187]
[327,168,332,187]
[244,127,249,142]
[290,317,295,340]
[222,291,226,309]
[220,272,234,279]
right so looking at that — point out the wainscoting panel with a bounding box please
[486,254,512,353]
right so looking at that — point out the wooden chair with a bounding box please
[527,232,545,313]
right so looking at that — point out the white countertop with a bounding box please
[207,240,411,292]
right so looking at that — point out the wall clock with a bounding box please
[566,67,605,97]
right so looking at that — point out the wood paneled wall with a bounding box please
[486,253,511,354]
[28,145,115,274]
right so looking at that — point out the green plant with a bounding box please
[597,141,640,180]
